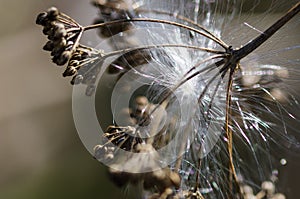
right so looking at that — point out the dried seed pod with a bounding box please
[63,66,77,77]
[47,7,59,20]
[43,41,54,51]
[51,45,64,56]
[42,26,53,35]
[55,51,72,66]
[53,37,67,48]
[54,27,67,39]
[70,52,82,60]
[68,60,80,67]
[36,12,48,25]
[94,144,115,160]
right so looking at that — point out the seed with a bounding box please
[70,52,81,60]
[47,7,59,20]
[54,27,67,39]
[53,38,67,48]
[53,23,65,31]
[63,66,77,77]
[43,41,54,51]
[57,51,72,66]
[42,26,52,35]
[68,60,80,67]
[51,46,64,56]
[36,12,48,25]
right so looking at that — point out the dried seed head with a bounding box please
[37,7,84,68]
[70,52,82,60]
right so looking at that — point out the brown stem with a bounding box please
[83,18,228,49]
[234,2,300,60]
[224,67,236,197]
[137,8,228,47]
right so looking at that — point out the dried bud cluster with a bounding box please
[92,0,137,37]
[103,125,143,151]
[36,7,81,66]
[36,7,103,94]
[94,144,115,160]
[93,94,181,198]
[96,143,181,199]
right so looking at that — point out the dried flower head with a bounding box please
[36,1,300,199]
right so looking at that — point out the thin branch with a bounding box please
[83,18,228,49]
[234,2,300,60]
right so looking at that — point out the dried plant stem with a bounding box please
[225,67,238,197]
[36,2,300,197]
[136,8,227,46]
[234,2,300,60]
[83,18,228,49]
[104,43,225,58]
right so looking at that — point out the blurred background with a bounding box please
[0,0,299,199]
[0,0,123,198]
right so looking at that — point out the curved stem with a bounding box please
[224,66,241,197]
[103,43,225,58]
[137,8,228,47]
[84,18,228,49]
